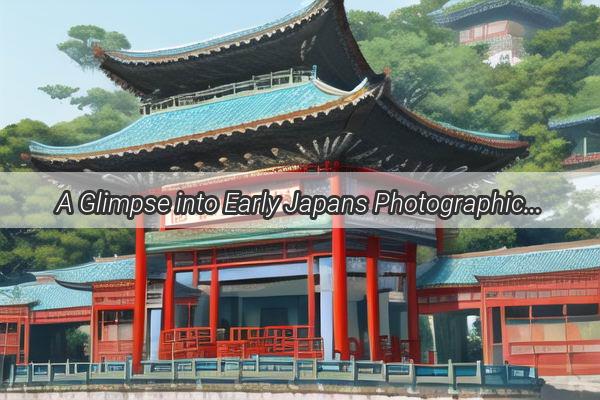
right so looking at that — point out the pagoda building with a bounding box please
[549,108,600,169]
[26,0,532,374]
[429,0,560,67]
[418,239,600,376]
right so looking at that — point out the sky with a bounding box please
[0,0,598,127]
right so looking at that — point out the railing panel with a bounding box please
[6,359,540,392]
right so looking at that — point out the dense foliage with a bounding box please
[0,26,137,275]
[348,0,600,252]
[0,229,134,274]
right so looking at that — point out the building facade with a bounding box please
[2,0,589,379]
[549,109,600,169]
[429,0,560,66]
[418,240,600,376]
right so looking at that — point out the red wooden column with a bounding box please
[132,216,147,373]
[162,253,175,331]
[435,226,445,256]
[307,253,316,337]
[332,227,349,359]
[366,236,381,361]
[331,172,349,360]
[209,250,219,342]
[405,242,420,362]
[23,313,30,364]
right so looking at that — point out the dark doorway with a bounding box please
[260,308,288,326]
[29,323,89,362]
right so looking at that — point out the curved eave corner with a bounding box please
[28,79,377,162]
[381,93,531,152]
[548,108,600,130]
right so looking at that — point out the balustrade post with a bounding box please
[408,361,417,394]
[477,360,484,386]
[8,363,14,387]
[85,364,90,385]
[448,359,457,394]
[47,360,51,383]
[171,358,176,382]
[125,356,131,383]
[292,358,298,381]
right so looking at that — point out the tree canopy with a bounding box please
[57,25,131,69]
[38,85,80,100]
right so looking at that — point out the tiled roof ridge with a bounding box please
[93,254,136,262]
[442,239,600,259]
[97,0,329,65]
[474,266,600,282]
[32,256,134,276]
[548,107,600,130]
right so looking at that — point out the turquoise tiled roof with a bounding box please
[418,243,600,288]
[33,258,135,284]
[109,0,321,60]
[30,81,345,157]
[548,108,600,130]
[0,282,91,311]
[0,257,139,311]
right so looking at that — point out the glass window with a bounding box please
[506,306,529,319]
[196,250,213,265]
[174,252,194,267]
[532,305,563,318]
[286,241,308,258]
[492,307,502,344]
[346,257,367,359]
[217,243,283,263]
[566,304,598,317]
[175,271,209,328]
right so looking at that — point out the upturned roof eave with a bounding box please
[94,0,378,97]
[29,81,377,162]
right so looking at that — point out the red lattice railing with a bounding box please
[159,327,215,360]
[160,325,323,360]
[97,340,133,361]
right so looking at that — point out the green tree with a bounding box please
[569,76,600,113]
[57,25,130,69]
[70,88,139,116]
[38,85,79,100]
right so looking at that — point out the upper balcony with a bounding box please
[140,68,315,116]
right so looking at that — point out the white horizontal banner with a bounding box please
[0,172,598,229]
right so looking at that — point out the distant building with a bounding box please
[429,0,560,67]
[549,108,600,169]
